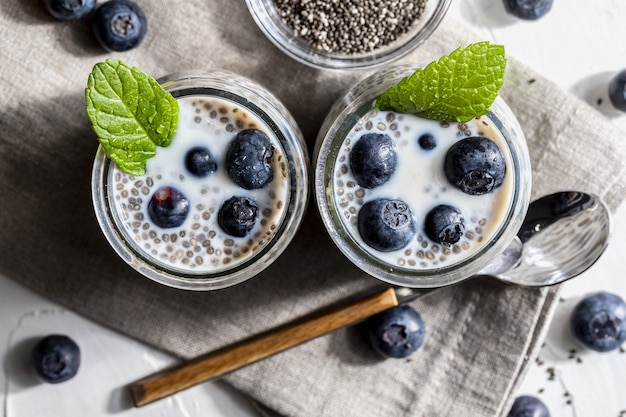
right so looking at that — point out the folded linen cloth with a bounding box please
[1,1,625,417]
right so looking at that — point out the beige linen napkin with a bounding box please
[1,1,625,417]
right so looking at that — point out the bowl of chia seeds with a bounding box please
[245,0,451,71]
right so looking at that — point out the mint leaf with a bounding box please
[375,42,506,122]
[85,59,179,176]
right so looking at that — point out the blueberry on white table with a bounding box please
[148,186,190,229]
[570,291,626,352]
[365,304,425,359]
[218,196,259,237]
[226,129,275,190]
[349,133,398,189]
[357,198,417,252]
[91,0,147,52]
[44,0,96,20]
[608,69,626,112]
[444,136,506,195]
[503,0,553,20]
[31,335,81,384]
[506,395,551,417]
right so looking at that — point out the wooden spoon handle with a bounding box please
[131,287,399,407]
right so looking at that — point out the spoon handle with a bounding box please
[131,287,400,407]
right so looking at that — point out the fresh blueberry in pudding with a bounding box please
[350,133,398,189]
[218,196,259,237]
[609,69,626,112]
[506,395,551,417]
[365,304,425,358]
[570,291,626,352]
[148,186,189,228]
[357,198,417,252]
[44,0,96,20]
[91,0,147,52]
[424,205,465,245]
[418,133,437,150]
[226,129,274,190]
[503,0,553,20]
[185,146,217,177]
[31,335,81,384]
[444,136,506,195]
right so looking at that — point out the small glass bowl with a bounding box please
[245,0,452,71]
[313,65,532,288]
[92,70,309,291]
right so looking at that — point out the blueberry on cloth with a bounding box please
[226,129,274,190]
[503,0,553,20]
[218,196,259,237]
[609,69,626,112]
[357,198,417,252]
[444,136,506,195]
[506,395,551,417]
[570,291,626,352]
[31,335,81,384]
[185,146,218,177]
[424,204,465,245]
[365,304,425,359]
[147,186,190,229]
[418,133,437,150]
[44,0,96,20]
[349,133,398,189]
[90,0,147,52]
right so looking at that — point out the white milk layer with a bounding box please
[332,109,514,270]
[109,95,290,274]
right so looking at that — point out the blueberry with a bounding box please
[365,304,425,358]
[147,186,189,228]
[185,146,217,177]
[218,196,259,237]
[418,133,436,150]
[350,133,398,189]
[608,69,626,112]
[31,335,81,384]
[444,136,506,195]
[503,0,553,20]
[225,129,274,190]
[506,395,550,417]
[357,198,417,252]
[570,291,626,352]
[424,204,465,245]
[44,0,96,20]
[90,0,147,52]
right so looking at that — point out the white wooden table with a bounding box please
[2,1,626,415]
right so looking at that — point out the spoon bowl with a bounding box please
[492,191,612,286]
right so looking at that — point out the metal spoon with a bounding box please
[130,191,612,407]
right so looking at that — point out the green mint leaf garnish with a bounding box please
[85,59,179,176]
[375,41,506,122]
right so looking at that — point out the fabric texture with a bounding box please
[1,1,625,417]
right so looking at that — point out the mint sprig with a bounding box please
[375,42,506,122]
[85,59,179,176]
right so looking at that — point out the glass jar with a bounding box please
[313,65,532,288]
[245,0,451,71]
[92,70,309,290]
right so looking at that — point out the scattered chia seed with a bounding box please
[273,0,428,54]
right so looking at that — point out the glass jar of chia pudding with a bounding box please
[92,70,309,290]
[313,65,532,288]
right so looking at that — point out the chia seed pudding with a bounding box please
[92,71,309,290]
[332,110,514,270]
[314,65,531,288]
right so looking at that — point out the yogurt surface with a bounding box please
[331,109,514,270]
[107,95,290,275]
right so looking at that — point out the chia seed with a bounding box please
[274,0,429,54]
